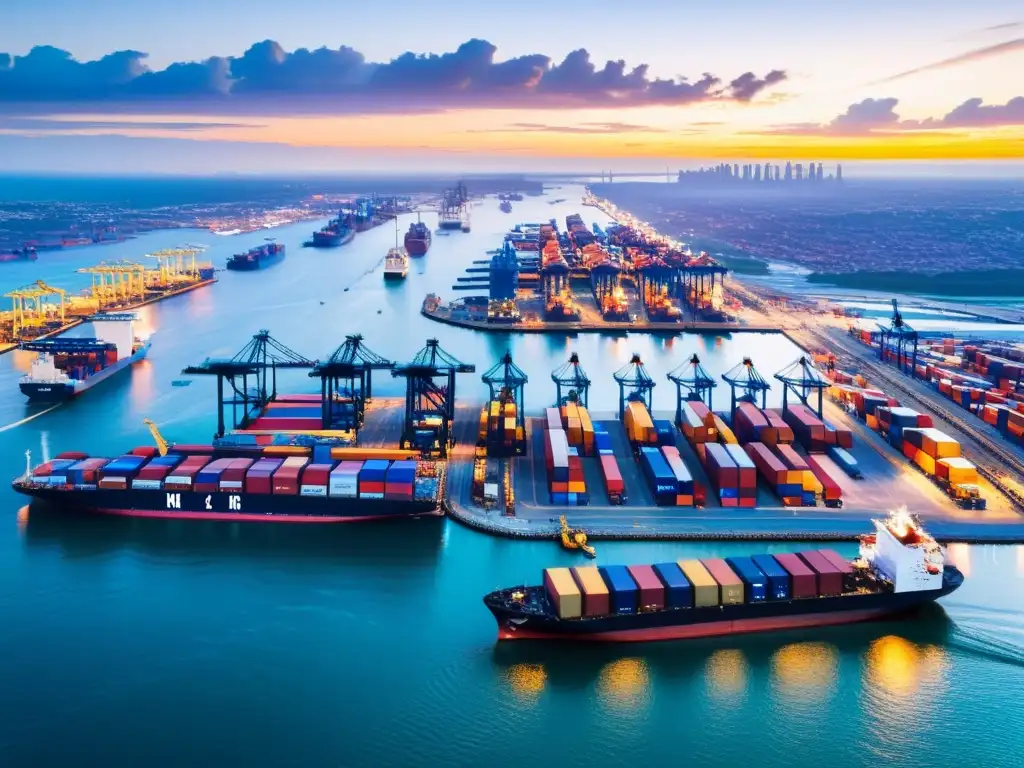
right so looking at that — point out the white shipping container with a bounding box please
[329,476,358,497]
[300,485,328,497]
[283,456,309,468]
[132,479,162,490]
[219,480,243,490]
[548,429,570,468]
[164,475,193,487]
[358,491,384,500]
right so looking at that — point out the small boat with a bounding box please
[384,217,409,280]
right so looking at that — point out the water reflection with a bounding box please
[946,543,971,577]
[771,642,838,704]
[1017,546,1024,577]
[504,663,547,703]
[596,657,650,713]
[705,648,749,701]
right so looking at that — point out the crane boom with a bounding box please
[142,418,170,457]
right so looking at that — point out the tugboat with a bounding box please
[499,200,512,214]
[404,214,432,256]
[384,218,409,280]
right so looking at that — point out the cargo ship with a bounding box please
[13,434,445,523]
[310,215,354,248]
[404,217,431,256]
[384,217,409,280]
[499,200,512,214]
[485,510,962,642]
[226,240,285,271]
[19,314,151,402]
[0,245,38,263]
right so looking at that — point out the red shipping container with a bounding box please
[775,444,809,471]
[805,455,842,501]
[916,415,934,428]
[817,549,855,576]
[744,442,786,485]
[694,483,706,506]
[272,463,306,495]
[301,464,332,486]
[798,550,843,596]
[704,443,739,488]
[773,553,817,598]
[55,451,89,461]
[599,455,624,495]
[220,458,254,490]
[628,564,666,610]
[130,446,160,458]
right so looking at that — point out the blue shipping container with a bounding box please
[312,445,333,465]
[725,557,768,602]
[653,419,675,446]
[777,483,803,497]
[751,555,791,600]
[551,492,568,505]
[359,459,391,481]
[639,447,676,497]
[653,562,692,608]
[827,446,861,478]
[599,565,639,614]
[148,455,183,468]
[801,491,817,506]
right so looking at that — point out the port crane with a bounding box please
[143,418,170,457]
[877,299,919,377]
[668,353,717,418]
[613,353,656,419]
[481,350,528,457]
[310,334,394,437]
[774,356,831,418]
[551,352,591,407]
[722,357,771,415]
[3,280,67,338]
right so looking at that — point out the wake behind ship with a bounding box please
[19,313,151,402]
[485,511,962,642]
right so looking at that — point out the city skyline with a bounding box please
[1,1,1022,172]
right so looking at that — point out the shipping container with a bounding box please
[827,446,861,478]
[627,564,666,611]
[272,456,309,495]
[598,565,639,614]
[936,457,979,485]
[751,555,791,600]
[701,558,744,605]
[678,559,719,607]
[598,454,625,502]
[544,568,582,619]
[299,463,332,496]
[638,446,677,504]
[773,553,817,598]
[798,550,843,596]
[817,549,856,591]
[571,566,611,617]
[653,562,692,608]
[329,460,363,497]
[723,444,757,488]
[725,557,768,602]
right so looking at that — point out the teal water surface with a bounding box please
[1,184,1023,766]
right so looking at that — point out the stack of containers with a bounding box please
[762,409,795,445]
[702,559,744,605]
[132,454,182,489]
[192,458,233,493]
[544,427,570,503]
[660,445,695,506]
[299,464,333,496]
[571,567,610,617]
[638,446,677,506]
[561,402,592,455]
[724,556,768,602]
[627,565,666,612]
[773,553,818,598]
[901,427,960,476]
[543,568,582,619]
[653,419,676,446]
[678,560,719,607]
[678,402,712,445]
[597,566,638,614]
[783,405,827,453]
[272,456,309,495]
[750,555,791,600]
[702,443,740,507]
[576,405,595,456]
[244,457,284,493]
[598,454,624,505]
[248,399,323,432]
[804,455,842,504]
[774,444,821,506]
[385,460,417,501]
[936,457,979,488]
[66,457,110,487]
[797,551,843,596]
[358,460,391,499]
[623,401,656,446]
[31,458,77,485]
[818,549,856,592]
[733,402,769,443]
[593,424,614,454]
[164,455,209,491]
[566,447,587,506]
[876,406,921,452]
[328,461,363,497]
[485,400,519,454]
[745,442,803,503]
[218,458,254,491]
[687,401,719,442]
[97,455,149,490]
[712,414,737,444]
[723,444,757,508]
[827,446,861,478]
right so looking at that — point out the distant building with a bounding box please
[795,163,803,181]
[836,164,843,181]
[784,162,793,180]
[754,164,762,182]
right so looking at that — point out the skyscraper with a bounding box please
[817,163,824,181]
[754,164,762,182]
[795,163,803,180]
[765,162,772,181]
[836,164,843,181]
[784,162,793,181]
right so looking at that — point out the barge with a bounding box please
[485,511,962,642]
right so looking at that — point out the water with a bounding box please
[2,182,1024,766]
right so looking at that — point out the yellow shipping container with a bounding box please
[920,430,961,459]
[544,567,582,619]
[938,457,978,485]
[801,470,823,494]
[915,451,937,476]
[713,415,737,444]
[329,447,419,460]
[678,560,719,607]
[571,566,610,617]
[567,481,586,493]
[490,401,500,417]
[263,445,310,456]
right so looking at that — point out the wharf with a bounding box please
[0,278,216,357]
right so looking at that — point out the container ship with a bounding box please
[13,431,445,524]
[384,218,409,280]
[485,511,962,642]
[310,215,354,248]
[404,218,431,256]
[226,240,285,271]
[0,245,38,263]
[499,200,512,214]
[19,314,151,402]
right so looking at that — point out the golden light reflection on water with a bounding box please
[129,359,156,410]
[864,635,949,700]
[705,648,749,700]
[503,663,547,702]
[946,543,971,578]
[771,642,838,703]
[16,505,29,532]
[9,348,34,375]
[597,657,650,712]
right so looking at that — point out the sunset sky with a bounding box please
[1,0,1022,172]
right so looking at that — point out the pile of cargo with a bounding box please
[555,403,595,456]
[542,422,588,506]
[695,443,755,507]
[637,446,699,506]
[623,400,656,445]
[677,401,717,444]
[542,549,856,618]
[479,400,524,456]
[782,404,853,453]
[732,402,793,447]
[593,424,625,505]
[246,395,327,432]
[32,450,442,502]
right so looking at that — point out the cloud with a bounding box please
[0,39,787,115]
[981,22,1023,33]
[0,117,255,131]
[876,38,1024,83]
[476,121,667,134]
[760,96,1024,136]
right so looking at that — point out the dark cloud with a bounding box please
[477,121,667,134]
[0,39,787,115]
[875,38,1024,84]
[0,117,256,131]
[981,22,1023,32]
[761,96,1024,136]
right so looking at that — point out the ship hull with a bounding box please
[405,237,430,256]
[226,250,285,271]
[20,340,151,402]
[486,568,962,643]
[438,220,462,230]
[13,484,443,523]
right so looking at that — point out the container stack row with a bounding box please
[542,425,588,506]
[623,401,656,446]
[246,395,326,432]
[542,549,856,619]
[744,442,809,506]
[31,453,440,502]
[782,404,853,453]
[637,446,698,506]
[592,424,625,504]
[732,402,794,447]
[480,400,523,456]
[696,442,755,507]
[558,403,595,456]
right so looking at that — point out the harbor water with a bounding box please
[1,183,1024,766]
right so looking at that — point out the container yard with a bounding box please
[1,246,216,352]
